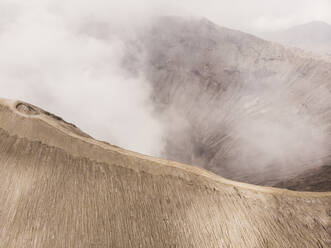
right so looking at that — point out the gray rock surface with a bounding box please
[125,17,331,188]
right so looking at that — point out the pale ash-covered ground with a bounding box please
[0,98,330,247]
[124,17,331,189]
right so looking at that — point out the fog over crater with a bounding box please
[1,0,331,188]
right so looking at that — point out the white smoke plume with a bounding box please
[0,0,166,155]
[0,0,330,161]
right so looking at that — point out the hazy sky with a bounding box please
[175,0,331,32]
[0,0,330,155]
[2,0,330,31]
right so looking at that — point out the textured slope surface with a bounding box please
[125,17,331,188]
[0,98,330,247]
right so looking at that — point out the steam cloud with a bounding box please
[0,0,330,168]
[0,0,166,155]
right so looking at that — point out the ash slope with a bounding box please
[126,16,331,188]
[0,98,330,247]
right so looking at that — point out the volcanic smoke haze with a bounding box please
[0,0,166,155]
[0,0,331,185]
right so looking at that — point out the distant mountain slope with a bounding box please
[263,21,331,56]
[0,98,330,247]
[125,16,331,189]
[275,165,331,192]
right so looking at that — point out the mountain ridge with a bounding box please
[2,97,328,196]
[0,97,330,247]
[261,20,331,56]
